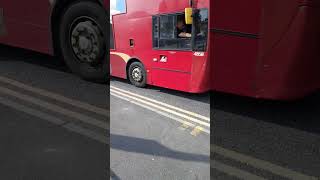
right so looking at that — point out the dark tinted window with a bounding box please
[152,16,159,48]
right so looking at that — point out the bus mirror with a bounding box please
[185,8,193,24]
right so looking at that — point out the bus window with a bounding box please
[192,9,208,52]
[152,16,159,48]
[152,13,192,51]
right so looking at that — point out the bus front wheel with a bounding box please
[128,62,147,88]
[59,1,108,82]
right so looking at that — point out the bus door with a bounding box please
[151,13,193,91]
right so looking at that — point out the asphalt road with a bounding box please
[110,79,210,180]
[212,92,320,180]
[0,45,108,179]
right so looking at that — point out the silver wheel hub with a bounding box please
[132,67,142,82]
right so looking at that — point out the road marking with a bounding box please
[178,123,189,131]
[0,96,107,144]
[0,76,109,117]
[64,123,107,144]
[111,88,210,128]
[212,160,267,180]
[190,126,203,136]
[111,85,209,122]
[212,145,319,180]
[0,86,108,130]
[0,96,65,125]
[111,92,210,134]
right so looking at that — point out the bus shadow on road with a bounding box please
[110,133,209,163]
[0,45,70,72]
[212,91,320,135]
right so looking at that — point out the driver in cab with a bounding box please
[176,19,192,38]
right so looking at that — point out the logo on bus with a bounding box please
[160,56,167,63]
[194,52,205,56]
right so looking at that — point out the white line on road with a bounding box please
[0,86,108,130]
[212,160,267,180]
[111,85,209,122]
[111,88,210,128]
[64,123,108,144]
[0,96,65,125]
[0,76,109,117]
[111,92,210,134]
[0,96,107,144]
[212,145,319,180]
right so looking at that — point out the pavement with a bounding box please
[110,79,210,180]
[211,92,320,180]
[0,45,108,179]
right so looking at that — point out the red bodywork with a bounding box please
[110,0,210,93]
[0,0,52,54]
[112,0,320,99]
[0,0,109,60]
[211,0,320,100]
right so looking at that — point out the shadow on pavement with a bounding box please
[111,134,209,163]
[110,169,121,180]
[212,91,320,135]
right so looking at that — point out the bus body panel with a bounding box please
[211,0,320,100]
[210,0,261,97]
[256,5,320,100]
[0,0,108,56]
[0,0,52,54]
[212,35,259,97]
[211,0,261,35]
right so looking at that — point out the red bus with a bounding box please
[0,0,109,81]
[211,0,320,100]
[111,0,320,100]
[110,0,210,93]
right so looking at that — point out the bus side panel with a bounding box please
[212,35,259,97]
[210,0,261,97]
[256,5,320,100]
[110,54,127,79]
[190,53,211,93]
[211,0,261,34]
[110,14,134,79]
[0,23,50,54]
[0,1,51,54]
[152,70,191,91]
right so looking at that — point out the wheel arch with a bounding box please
[126,57,145,79]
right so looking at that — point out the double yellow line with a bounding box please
[110,85,210,135]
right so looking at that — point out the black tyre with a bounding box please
[128,62,147,87]
[59,1,108,81]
